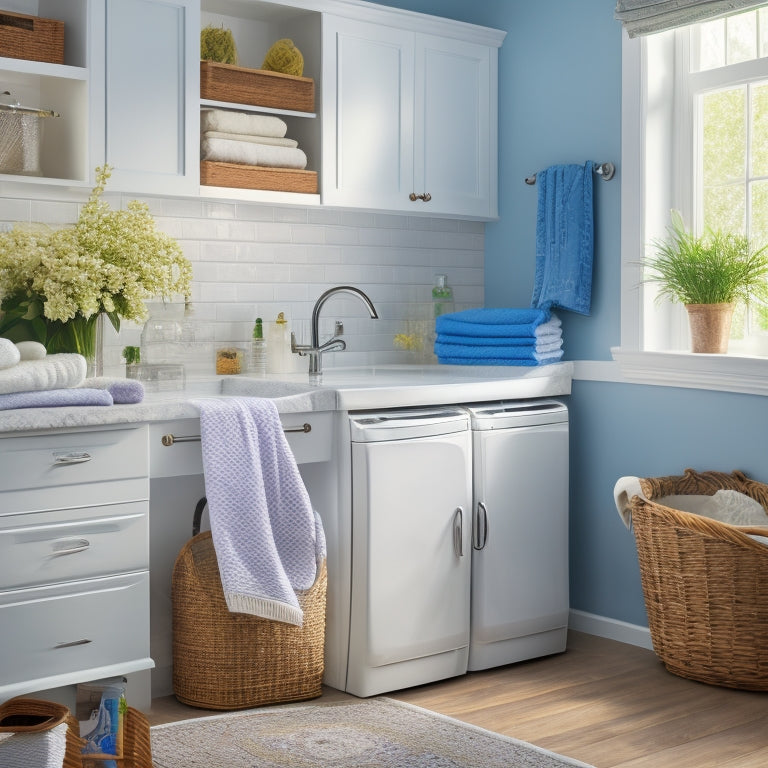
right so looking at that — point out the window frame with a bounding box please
[613,26,768,396]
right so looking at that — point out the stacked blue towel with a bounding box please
[434,308,563,366]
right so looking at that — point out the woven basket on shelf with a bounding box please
[628,468,768,690]
[0,698,152,768]
[172,530,327,710]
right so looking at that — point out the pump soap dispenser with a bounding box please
[432,274,454,318]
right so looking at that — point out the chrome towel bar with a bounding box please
[161,422,312,446]
[525,161,615,185]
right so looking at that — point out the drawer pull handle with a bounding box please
[53,451,92,465]
[52,539,91,556]
[54,639,92,649]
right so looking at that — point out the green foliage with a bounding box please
[123,345,141,365]
[644,210,768,306]
[201,25,237,65]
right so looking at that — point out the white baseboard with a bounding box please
[569,609,653,650]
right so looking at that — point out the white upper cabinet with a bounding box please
[322,11,502,219]
[97,0,200,195]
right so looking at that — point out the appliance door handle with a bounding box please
[473,501,489,551]
[53,451,92,465]
[453,507,464,558]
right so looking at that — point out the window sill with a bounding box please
[610,348,768,396]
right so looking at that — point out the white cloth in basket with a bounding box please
[194,396,326,626]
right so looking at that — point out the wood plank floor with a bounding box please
[148,631,768,767]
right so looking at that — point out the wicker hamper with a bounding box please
[626,468,768,690]
[172,501,327,710]
[0,696,153,768]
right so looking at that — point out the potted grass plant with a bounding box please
[644,210,768,353]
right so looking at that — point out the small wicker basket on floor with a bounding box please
[172,530,327,710]
[628,468,768,690]
[0,697,153,768]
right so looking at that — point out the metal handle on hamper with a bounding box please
[473,502,489,551]
[53,451,92,465]
[453,507,464,558]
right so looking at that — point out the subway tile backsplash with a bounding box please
[1,191,484,376]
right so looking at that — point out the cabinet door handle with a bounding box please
[54,639,92,649]
[51,538,91,556]
[453,506,464,558]
[408,192,432,202]
[473,501,489,551]
[53,451,92,465]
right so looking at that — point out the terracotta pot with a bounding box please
[685,303,734,353]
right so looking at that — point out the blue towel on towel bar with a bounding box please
[531,161,594,315]
[436,308,553,338]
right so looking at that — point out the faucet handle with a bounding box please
[334,320,344,336]
[291,331,310,355]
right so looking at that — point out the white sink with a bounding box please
[220,363,573,411]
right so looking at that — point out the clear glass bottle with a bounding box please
[432,274,455,318]
[250,317,267,376]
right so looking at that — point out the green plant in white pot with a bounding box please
[644,210,768,353]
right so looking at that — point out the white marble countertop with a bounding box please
[0,362,573,435]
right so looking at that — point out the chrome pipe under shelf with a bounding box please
[160,422,312,446]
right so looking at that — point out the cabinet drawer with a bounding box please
[0,501,149,590]
[0,572,150,689]
[0,426,149,514]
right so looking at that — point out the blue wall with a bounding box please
[378,0,768,634]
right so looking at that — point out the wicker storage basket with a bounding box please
[0,697,152,768]
[200,160,318,194]
[172,529,327,710]
[628,468,768,690]
[0,9,64,65]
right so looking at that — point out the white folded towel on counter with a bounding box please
[0,353,86,395]
[202,130,299,148]
[200,109,287,138]
[201,137,308,169]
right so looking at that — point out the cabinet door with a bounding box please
[350,431,472,671]
[414,34,496,219]
[102,0,199,194]
[321,14,414,210]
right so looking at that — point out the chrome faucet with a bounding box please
[291,286,379,376]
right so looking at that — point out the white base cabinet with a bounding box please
[0,425,153,704]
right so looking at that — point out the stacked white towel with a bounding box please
[434,308,564,367]
[200,108,308,170]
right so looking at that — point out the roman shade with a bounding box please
[615,1,767,37]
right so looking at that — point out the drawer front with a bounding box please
[0,572,150,688]
[0,501,149,590]
[0,426,149,494]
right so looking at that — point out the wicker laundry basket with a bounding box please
[172,507,327,710]
[627,468,768,690]
[0,696,153,768]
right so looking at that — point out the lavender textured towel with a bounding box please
[193,397,326,626]
[0,388,113,410]
[532,162,594,315]
[80,377,145,404]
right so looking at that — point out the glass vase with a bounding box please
[45,312,104,377]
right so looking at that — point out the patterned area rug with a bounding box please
[150,697,594,768]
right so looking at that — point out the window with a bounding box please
[615,6,768,394]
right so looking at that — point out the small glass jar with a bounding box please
[215,346,244,375]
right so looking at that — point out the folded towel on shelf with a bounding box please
[193,397,326,626]
[437,352,563,367]
[435,341,564,362]
[201,137,308,169]
[436,323,562,347]
[0,387,113,411]
[79,377,145,404]
[200,109,288,138]
[201,130,299,148]
[0,354,86,395]
[436,308,557,338]
[532,161,594,315]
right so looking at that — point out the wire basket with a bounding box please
[0,92,59,176]
[172,529,327,710]
[628,468,768,690]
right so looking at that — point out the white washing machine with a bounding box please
[465,399,569,671]
[347,407,472,697]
